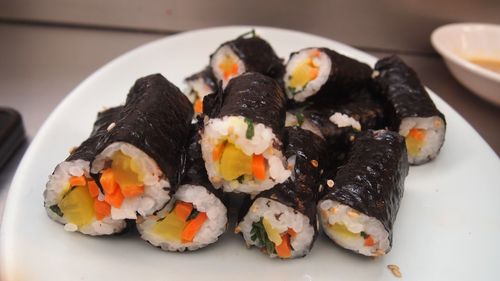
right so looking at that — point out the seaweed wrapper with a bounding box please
[374,55,446,130]
[320,130,408,247]
[203,72,287,137]
[94,74,194,188]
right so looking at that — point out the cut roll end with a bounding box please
[137,184,227,252]
[238,198,315,259]
[210,45,246,87]
[318,199,390,256]
[399,116,446,165]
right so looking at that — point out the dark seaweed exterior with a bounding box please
[181,121,223,201]
[66,106,123,162]
[239,127,325,257]
[211,34,284,80]
[320,130,409,252]
[287,47,372,103]
[94,74,194,189]
[302,91,386,169]
[185,66,217,94]
[374,55,446,131]
[204,72,287,136]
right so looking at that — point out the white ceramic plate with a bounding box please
[1,26,499,281]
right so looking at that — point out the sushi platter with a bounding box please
[1,26,499,281]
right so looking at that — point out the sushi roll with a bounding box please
[184,66,217,115]
[318,130,408,256]
[44,106,127,235]
[90,74,193,221]
[210,30,284,87]
[374,55,446,165]
[201,72,291,195]
[283,47,372,103]
[137,122,227,251]
[237,127,325,259]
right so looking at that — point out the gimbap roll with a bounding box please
[374,55,446,165]
[237,127,325,258]
[44,106,127,235]
[284,47,372,103]
[137,122,227,251]
[318,130,408,256]
[210,30,284,87]
[184,66,217,115]
[201,72,291,195]
[90,74,193,220]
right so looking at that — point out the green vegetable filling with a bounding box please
[250,218,276,254]
[50,204,64,217]
[244,118,255,139]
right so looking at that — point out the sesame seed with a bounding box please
[107,122,116,131]
[387,264,402,278]
[327,179,334,188]
[371,70,380,78]
[434,119,442,128]
[234,226,241,234]
[310,159,319,167]
[318,184,324,193]
[68,146,77,154]
[64,223,78,232]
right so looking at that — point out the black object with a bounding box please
[94,74,194,189]
[185,66,217,94]
[320,130,409,252]
[286,47,373,103]
[0,107,26,170]
[238,127,325,257]
[374,55,446,132]
[204,72,287,136]
[210,31,284,80]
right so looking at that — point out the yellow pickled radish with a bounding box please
[263,218,282,245]
[219,142,252,181]
[405,136,424,157]
[329,223,358,238]
[289,61,313,89]
[111,151,143,187]
[153,211,187,241]
[59,186,95,227]
[58,182,71,200]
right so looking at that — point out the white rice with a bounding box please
[210,45,246,88]
[318,199,390,256]
[91,142,171,219]
[137,184,227,251]
[399,116,445,164]
[43,160,126,235]
[184,77,214,104]
[329,112,362,131]
[201,116,291,194]
[284,48,331,102]
[238,197,315,258]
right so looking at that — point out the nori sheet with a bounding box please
[320,130,409,250]
[93,74,194,189]
[203,72,287,137]
[287,47,373,103]
[210,32,284,80]
[374,55,446,131]
[238,127,326,256]
[66,106,123,162]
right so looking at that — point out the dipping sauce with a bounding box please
[466,57,500,74]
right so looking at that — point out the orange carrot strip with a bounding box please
[88,180,100,198]
[212,142,226,161]
[174,201,194,221]
[194,99,203,114]
[69,175,86,187]
[275,234,292,258]
[100,168,118,194]
[121,185,144,198]
[181,212,208,243]
[311,49,321,57]
[310,67,319,80]
[231,63,239,75]
[408,128,426,141]
[252,154,266,181]
[364,235,375,246]
[287,228,297,238]
[94,199,111,220]
[104,187,124,208]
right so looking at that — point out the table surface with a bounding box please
[0,22,499,221]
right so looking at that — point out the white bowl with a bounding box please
[431,23,500,106]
